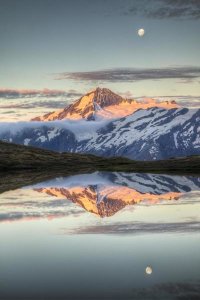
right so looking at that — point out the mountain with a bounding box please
[2,106,199,160]
[31,172,200,217]
[0,140,200,174]
[32,87,178,121]
[34,185,181,217]
[0,88,199,161]
[81,107,200,160]
[0,125,78,153]
[1,172,200,221]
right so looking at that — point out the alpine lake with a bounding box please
[0,172,200,300]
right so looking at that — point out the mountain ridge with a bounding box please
[35,185,182,217]
[1,171,200,220]
[4,106,198,161]
[0,88,199,162]
[32,87,179,121]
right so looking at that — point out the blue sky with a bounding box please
[0,0,200,120]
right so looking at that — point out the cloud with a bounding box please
[114,93,200,108]
[0,88,81,99]
[123,0,200,20]
[31,173,113,189]
[0,89,82,118]
[65,221,200,235]
[0,194,85,223]
[55,66,200,83]
[127,281,200,300]
[137,95,200,108]
[0,119,110,137]
[0,209,84,223]
[0,99,76,110]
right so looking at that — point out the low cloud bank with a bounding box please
[0,119,110,137]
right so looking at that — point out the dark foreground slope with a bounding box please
[2,107,199,161]
[0,141,200,174]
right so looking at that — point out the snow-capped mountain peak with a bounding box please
[32,87,179,121]
[2,87,198,161]
[3,106,199,161]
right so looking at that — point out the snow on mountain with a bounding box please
[32,172,200,194]
[77,107,200,160]
[34,185,181,217]
[0,107,199,160]
[0,87,199,160]
[32,87,179,121]
[2,172,199,221]
[32,172,200,217]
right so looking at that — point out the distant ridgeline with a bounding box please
[0,88,199,161]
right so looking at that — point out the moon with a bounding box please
[145,266,152,275]
[138,28,145,37]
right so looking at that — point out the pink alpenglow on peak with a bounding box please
[32,87,179,121]
[34,186,182,218]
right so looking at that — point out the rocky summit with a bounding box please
[32,87,178,121]
[0,88,199,161]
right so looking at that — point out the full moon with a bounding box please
[138,28,145,37]
[145,266,152,275]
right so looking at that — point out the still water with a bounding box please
[0,172,200,299]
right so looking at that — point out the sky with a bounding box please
[0,0,200,121]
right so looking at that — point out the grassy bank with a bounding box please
[0,140,199,175]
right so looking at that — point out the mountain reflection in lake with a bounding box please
[0,172,200,299]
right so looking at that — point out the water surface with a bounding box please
[0,172,200,299]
